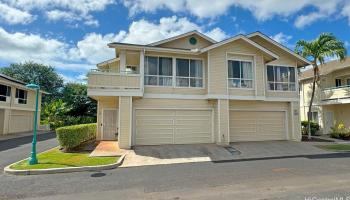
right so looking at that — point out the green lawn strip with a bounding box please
[316,144,350,152]
[10,148,119,170]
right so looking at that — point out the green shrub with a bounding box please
[56,123,96,151]
[301,121,320,136]
[330,122,350,140]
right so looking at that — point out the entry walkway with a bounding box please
[89,141,126,157]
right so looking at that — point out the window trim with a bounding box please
[144,55,205,89]
[266,64,297,92]
[227,59,254,90]
[0,84,11,102]
[175,58,205,89]
[15,88,28,104]
[144,56,173,87]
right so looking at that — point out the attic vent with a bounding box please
[189,37,197,45]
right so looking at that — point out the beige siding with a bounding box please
[118,96,132,149]
[208,39,266,96]
[217,99,229,144]
[156,34,212,49]
[96,97,119,140]
[135,109,212,145]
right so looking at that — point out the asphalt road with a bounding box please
[1,135,350,200]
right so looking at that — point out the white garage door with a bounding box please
[230,111,286,142]
[135,109,212,145]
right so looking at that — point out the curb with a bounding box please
[4,154,126,175]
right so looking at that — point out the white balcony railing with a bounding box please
[322,85,350,100]
[87,69,141,91]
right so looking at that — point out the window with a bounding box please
[347,79,350,86]
[176,59,203,87]
[335,79,342,87]
[267,65,296,91]
[15,88,27,104]
[0,84,11,102]
[145,56,173,86]
[310,111,319,123]
[228,60,253,88]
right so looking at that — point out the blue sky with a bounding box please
[0,0,349,82]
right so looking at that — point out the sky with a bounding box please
[0,0,349,83]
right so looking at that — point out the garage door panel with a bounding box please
[135,109,212,145]
[230,111,286,142]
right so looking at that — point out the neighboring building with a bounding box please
[300,57,350,135]
[0,74,44,135]
[87,30,310,149]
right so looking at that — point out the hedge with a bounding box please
[56,123,97,151]
[301,121,320,136]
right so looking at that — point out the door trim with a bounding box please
[101,108,118,140]
[133,108,214,146]
[229,109,288,141]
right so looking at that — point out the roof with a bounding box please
[0,73,48,94]
[148,30,216,46]
[107,30,312,66]
[299,57,350,80]
[200,34,279,60]
[247,31,312,67]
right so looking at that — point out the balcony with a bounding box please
[322,85,350,104]
[87,69,143,97]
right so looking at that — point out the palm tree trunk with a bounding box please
[307,63,318,139]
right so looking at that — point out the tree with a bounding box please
[295,33,347,139]
[0,61,64,101]
[62,83,97,117]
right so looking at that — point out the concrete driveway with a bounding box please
[121,141,330,167]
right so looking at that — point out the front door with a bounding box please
[325,111,334,135]
[103,109,118,140]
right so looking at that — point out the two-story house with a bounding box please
[87,30,310,149]
[300,57,350,135]
[0,74,44,135]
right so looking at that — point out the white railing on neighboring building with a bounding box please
[322,85,350,101]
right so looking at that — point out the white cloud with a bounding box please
[271,32,292,45]
[0,16,227,81]
[0,0,114,26]
[0,3,35,24]
[121,0,350,28]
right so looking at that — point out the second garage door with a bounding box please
[230,111,286,142]
[135,109,212,145]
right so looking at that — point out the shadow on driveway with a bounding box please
[0,131,56,152]
[212,152,350,163]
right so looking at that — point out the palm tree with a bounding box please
[295,33,347,139]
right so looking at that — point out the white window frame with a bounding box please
[15,88,27,104]
[267,65,297,92]
[175,58,204,88]
[144,56,173,87]
[0,84,11,102]
[227,59,254,89]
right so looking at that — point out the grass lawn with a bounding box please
[10,148,119,170]
[316,144,350,152]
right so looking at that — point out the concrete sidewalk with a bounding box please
[90,141,126,157]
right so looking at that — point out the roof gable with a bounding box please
[148,30,216,49]
[247,32,311,67]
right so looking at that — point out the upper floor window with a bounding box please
[267,65,296,91]
[145,56,172,86]
[228,60,253,88]
[0,84,11,102]
[335,79,342,87]
[15,88,27,104]
[176,59,203,88]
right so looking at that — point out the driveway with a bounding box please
[122,141,330,167]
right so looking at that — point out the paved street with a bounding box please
[1,136,350,199]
